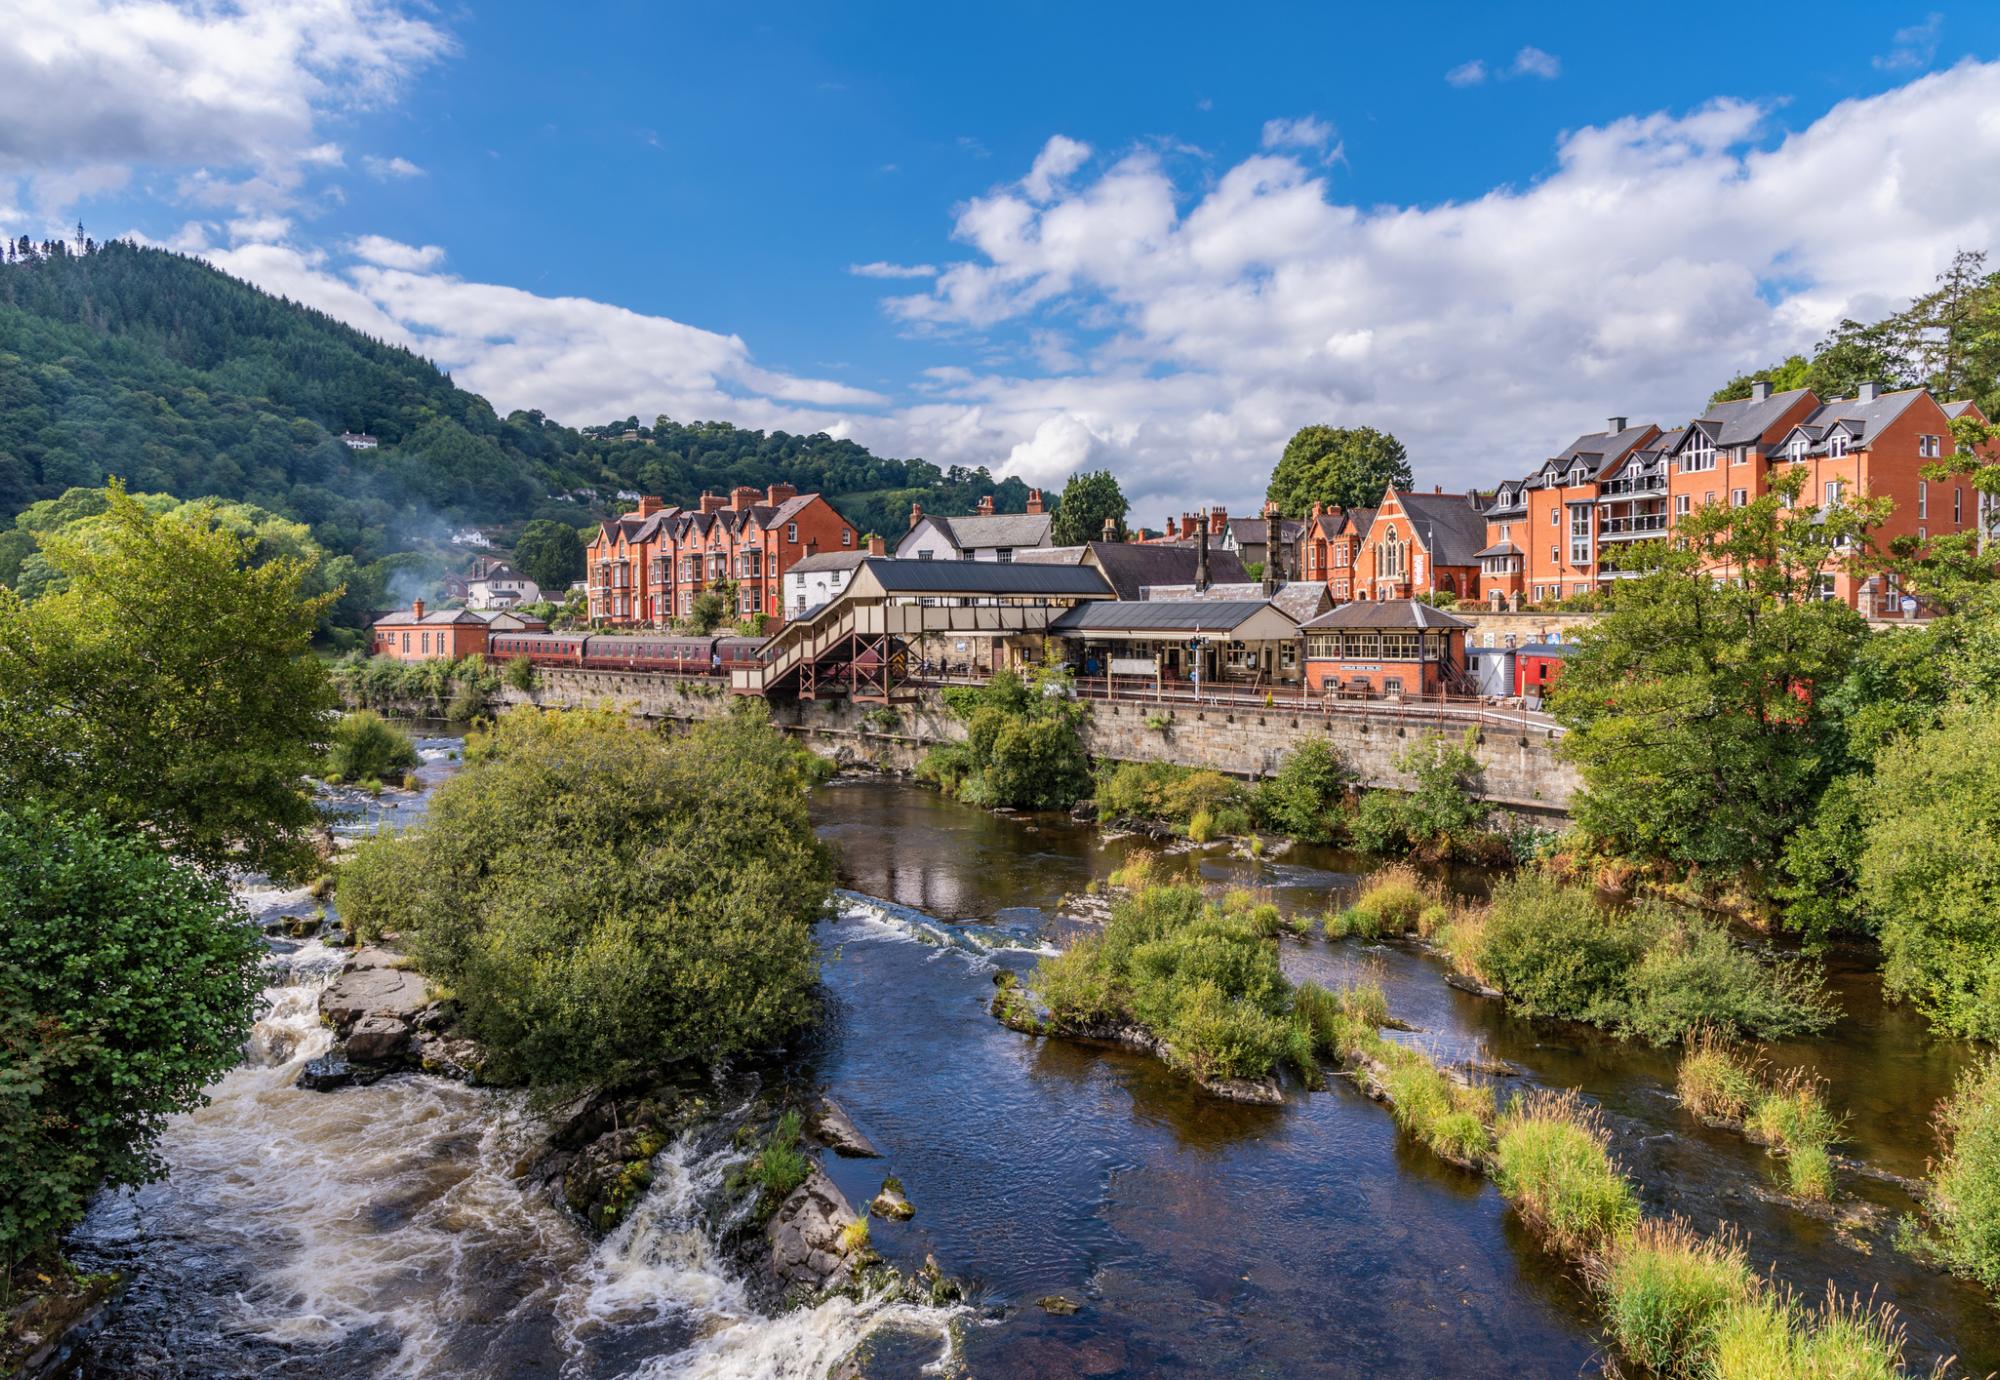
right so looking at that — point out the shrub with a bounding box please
[1597,1219,1753,1377]
[1330,864,1430,939]
[750,1110,809,1203]
[0,806,264,1279]
[1464,875,1833,1044]
[1393,730,1487,852]
[334,709,835,1086]
[1492,1091,1639,1258]
[1676,1031,1759,1121]
[1924,1053,2000,1292]
[1863,711,2000,1039]
[1348,790,1412,854]
[503,655,537,692]
[1253,738,1350,842]
[922,668,1091,810]
[323,709,421,784]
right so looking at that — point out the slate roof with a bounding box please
[1049,600,1282,633]
[931,512,1054,551]
[1139,581,1332,623]
[1392,492,1490,567]
[1225,516,1307,547]
[372,606,490,627]
[1943,399,1981,421]
[787,551,869,574]
[857,558,1111,597]
[1695,387,1814,448]
[1298,599,1472,631]
[1553,423,1658,479]
[1092,541,1248,599]
[1473,540,1522,558]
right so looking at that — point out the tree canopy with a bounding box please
[511,518,587,592]
[1265,425,1412,516]
[335,707,836,1086]
[1049,468,1129,545]
[0,484,338,879]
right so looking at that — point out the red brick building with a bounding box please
[370,600,491,660]
[1299,600,1471,697]
[1351,488,1487,603]
[585,486,858,628]
[1296,502,1374,602]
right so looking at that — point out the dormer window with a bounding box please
[1828,432,1848,459]
[1570,466,1586,485]
[1681,434,1716,472]
[1787,435,1806,460]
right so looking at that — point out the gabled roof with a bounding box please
[1553,422,1658,479]
[1692,387,1815,448]
[469,563,524,583]
[1387,492,1489,567]
[1139,581,1332,623]
[1776,389,1928,458]
[786,551,869,575]
[912,512,1053,552]
[1943,399,1983,421]
[1298,599,1471,631]
[762,493,820,530]
[1225,516,1307,547]
[850,558,1111,598]
[1082,541,1250,599]
[372,606,490,627]
[1049,600,1294,635]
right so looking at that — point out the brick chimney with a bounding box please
[1101,517,1117,541]
[765,482,797,504]
[1263,498,1280,518]
[908,501,924,530]
[1749,380,1772,402]
[1433,484,1443,494]
[1209,507,1227,536]
[1311,500,1324,520]
[1025,488,1044,515]
[636,495,664,516]
[975,494,995,516]
[867,534,886,556]
[699,491,726,515]
[729,485,761,511]
[412,598,425,620]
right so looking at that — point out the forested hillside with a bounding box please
[0,238,1030,569]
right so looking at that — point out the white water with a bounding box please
[78,866,964,1378]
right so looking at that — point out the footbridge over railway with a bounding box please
[730,557,1115,701]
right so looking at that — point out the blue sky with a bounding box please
[3,2,1996,514]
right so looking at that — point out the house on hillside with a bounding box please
[782,545,877,618]
[338,431,378,450]
[466,562,541,610]
[371,600,491,661]
[896,491,1053,562]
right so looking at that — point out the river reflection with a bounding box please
[811,777,2000,1379]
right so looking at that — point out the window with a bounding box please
[1681,435,1716,472]
[787,523,799,542]
[840,528,852,546]
[1956,489,1964,523]
[1828,432,1848,459]
[420,631,430,654]
[1919,525,1927,540]
[1731,488,1748,507]
[1918,481,1928,519]
[1733,446,1748,466]
[917,549,933,560]
[401,632,410,652]
[1570,466,1586,485]
[1549,546,1559,565]
[1787,435,1806,460]
[1675,495,1691,517]
[1334,545,1348,567]
[996,547,1013,563]
[1550,507,1560,527]
[1500,523,1511,541]
[1920,434,1941,459]
[1569,506,1591,567]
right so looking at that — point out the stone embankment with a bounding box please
[493,671,1580,816]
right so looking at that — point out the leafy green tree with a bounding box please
[0,805,264,1278]
[512,519,586,592]
[336,706,835,1086]
[1862,710,2000,1039]
[0,485,338,879]
[1265,425,1411,517]
[1253,738,1351,842]
[1551,471,1880,874]
[919,667,1092,809]
[1709,355,1813,406]
[681,577,737,634]
[1049,469,1129,545]
[1396,730,1486,848]
[324,710,421,783]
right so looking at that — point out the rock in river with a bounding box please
[767,1164,862,1296]
[809,1095,881,1158]
[319,946,430,1035]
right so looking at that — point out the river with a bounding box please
[65,750,2000,1378]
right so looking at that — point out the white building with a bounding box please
[466,563,541,608]
[449,527,494,548]
[338,431,379,450]
[895,492,1053,563]
[782,549,871,619]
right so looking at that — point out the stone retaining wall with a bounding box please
[494,668,1578,816]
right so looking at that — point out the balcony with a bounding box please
[1598,513,1668,541]
[1597,476,1666,499]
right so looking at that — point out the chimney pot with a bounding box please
[1749,380,1772,402]
[1025,488,1044,515]
[1101,517,1117,541]
[729,485,760,511]
[975,494,995,516]
[866,534,886,556]
[1434,484,1443,494]
[699,491,725,515]
[908,501,924,531]
[765,482,797,505]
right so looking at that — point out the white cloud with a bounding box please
[1511,45,1561,79]
[362,154,425,179]
[847,61,2000,515]
[1260,115,1335,152]
[849,261,938,279]
[1005,413,1106,487]
[0,0,448,211]
[1875,12,1942,71]
[348,234,443,270]
[1445,59,1487,88]
[1022,135,1091,202]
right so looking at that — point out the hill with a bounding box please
[0,238,1035,568]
